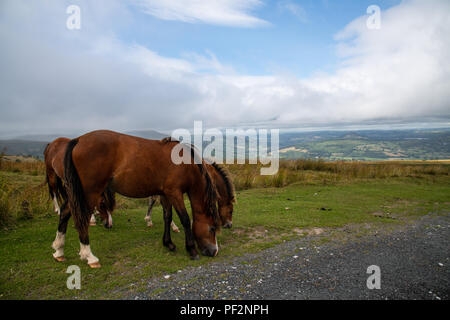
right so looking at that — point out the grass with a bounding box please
[0,158,449,299]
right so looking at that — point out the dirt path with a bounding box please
[126,212,449,300]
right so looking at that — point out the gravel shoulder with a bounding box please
[126,212,450,300]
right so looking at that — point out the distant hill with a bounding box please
[0,129,169,159]
[278,128,450,161]
[0,140,49,159]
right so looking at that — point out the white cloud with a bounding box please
[134,0,268,27]
[0,0,449,137]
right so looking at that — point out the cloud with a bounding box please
[134,0,269,27]
[0,0,449,138]
[277,0,307,23]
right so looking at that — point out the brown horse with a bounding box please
[159,161,236,254]
[145,162,235,229]
[44,138,113,228]
[55,130,220,267]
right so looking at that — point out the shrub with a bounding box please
[0,177,14,227]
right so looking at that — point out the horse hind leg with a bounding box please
[76,218,100,268]
[52,201,71,261]
[74,196,101,268]
[144,196,157,227]
[170,221,180,233]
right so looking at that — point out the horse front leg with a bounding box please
[52,200,71,261]
[160,196,176,251]
[53,195,61,215]
[165,192,199,260]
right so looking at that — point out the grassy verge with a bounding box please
[0,175,449,299]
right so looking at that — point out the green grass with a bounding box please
[0,175,449,299]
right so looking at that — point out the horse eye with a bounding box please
[209,226,216,233]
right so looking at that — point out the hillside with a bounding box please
[279,128,450,161]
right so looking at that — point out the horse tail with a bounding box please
[63,139,91,228]
[103,185,116,212]
[44,170,54,199]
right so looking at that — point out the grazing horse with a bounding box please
[44,138,113,228]
[145,162,235,229]
[54,130,220,268]
[159,161,236,255]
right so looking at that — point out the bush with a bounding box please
[0,178,14,227]
[17,185,52,219]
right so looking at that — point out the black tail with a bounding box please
[45,172,55,199]
[45,173,67,203]
[63,139,91,229]
[103,185,116,212]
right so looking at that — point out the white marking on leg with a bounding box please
[52,231,65,258]
[144,214,153,227]
[214,238,219,257]
[53,196,60,215]
[171,221,180,232]
[107,211,113,227]
[79,243,99,264]
[90,214,96,225]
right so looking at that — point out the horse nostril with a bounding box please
[202,245,218,257]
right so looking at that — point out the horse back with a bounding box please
[71,130,191,198]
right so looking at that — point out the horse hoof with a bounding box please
[147,223,153,228]
[169,244,176,251]
[53,256,65,262]
[173,228,180,233]
[88,261,101,268]
[90,222,96,226]
[190,254,200,261]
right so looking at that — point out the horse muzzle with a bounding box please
[223,221,232,228]
[201,244,218,257]
[103,213,113,229]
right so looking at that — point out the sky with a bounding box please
[0,0,449,138]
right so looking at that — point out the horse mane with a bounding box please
[211,162,236,203]
[160,136,175,144]
[160,137,221,229]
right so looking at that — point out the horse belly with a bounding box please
[110,170,161,199]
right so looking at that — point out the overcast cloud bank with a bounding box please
[0,0,449,137]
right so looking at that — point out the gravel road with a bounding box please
[127,212,449,300]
